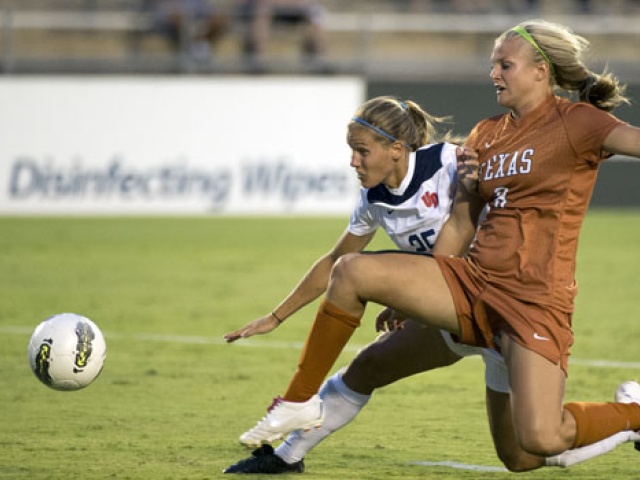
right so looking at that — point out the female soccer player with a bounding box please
[224,95,509,460]
[228,19,640,472]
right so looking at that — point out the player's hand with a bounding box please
[224,313,281,343]
[456,146,480,195]
[375,308,406,332]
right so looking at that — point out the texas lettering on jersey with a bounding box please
[480,149,533,181]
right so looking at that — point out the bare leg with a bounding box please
[344,321,461,394]
[276,322,462,463]
[501,335,575,456]
[486,387,545,472]
[327,252,461,334]
[282,252,461,401]
[487,371,640,471]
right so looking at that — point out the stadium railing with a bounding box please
[1,7,639,80]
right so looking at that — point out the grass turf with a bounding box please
[0,211,639,479]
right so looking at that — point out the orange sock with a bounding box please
[282,299,361,402]
[564,401,640,448]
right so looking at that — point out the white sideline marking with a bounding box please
[408,460,507,472]
[570,358,640,369]
[1,325,362,352]
[4,325,640,368]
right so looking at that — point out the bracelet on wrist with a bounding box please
[271,311,284,324]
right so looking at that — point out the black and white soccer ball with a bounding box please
[27,313,107,391]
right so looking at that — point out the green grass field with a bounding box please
[1,212,639,479]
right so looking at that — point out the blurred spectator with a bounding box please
[404,0,540,14]
[237,0,327,71]
[575,0,591,13]
[505,0,540,13]
[428,0,494,13]
[146,0,229,61]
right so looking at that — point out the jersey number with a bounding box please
[493,187,509,208]
[408,228,436,252]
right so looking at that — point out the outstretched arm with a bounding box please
[224,229,374,342]
[603,124,640,158]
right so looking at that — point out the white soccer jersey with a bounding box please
[349,142,458,253]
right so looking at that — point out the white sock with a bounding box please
[545,430,640,467]
[275,371,371,464]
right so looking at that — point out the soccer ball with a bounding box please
[27,313,107,391]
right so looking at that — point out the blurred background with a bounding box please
[1,0,639,79]
[0,0,639,215]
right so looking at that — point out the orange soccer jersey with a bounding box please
[468,95,624,311]
[436,96,626,368]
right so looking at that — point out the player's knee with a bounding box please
[517,427,566,458]
[496,448,543,472]
[329,253,367,291]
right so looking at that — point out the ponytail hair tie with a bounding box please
[580,75,596,102]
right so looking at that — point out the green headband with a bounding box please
[511,26,556,78]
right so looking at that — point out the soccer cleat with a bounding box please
[239,395,324,447]
[614,381,640,451]
[223,444,304,474]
